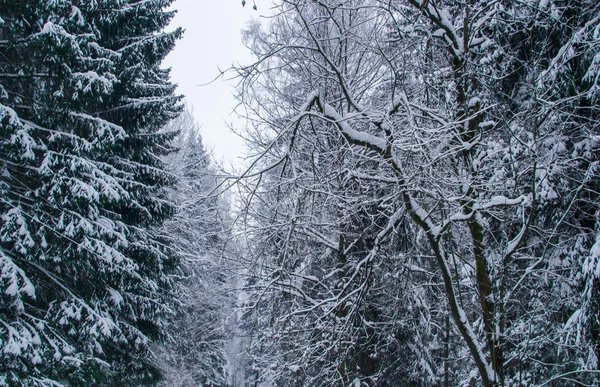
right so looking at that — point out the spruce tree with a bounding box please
[0,1,182,385]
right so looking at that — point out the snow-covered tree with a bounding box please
[0,1,182,385]
[152,106,231,387]
[234,3,444,385]
[234,0,600,386]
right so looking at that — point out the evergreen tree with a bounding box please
[0,1,182,385]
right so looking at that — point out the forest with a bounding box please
[0,0,599,386]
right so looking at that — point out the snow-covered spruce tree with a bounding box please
[0,1,182,385]
[152,106,231,387]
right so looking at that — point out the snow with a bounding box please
[457,308,497,383]
[587,232,600,278]
[322,103,387,151]
[414,1,463,55]
[468,97,480,108]
[296,92,388,151]
[584,51,600,99]
[2,207,36,253]
[0,104,22,127]
[1,249,35,299]
[505,226,526,256]
[73,71,114,94]
[472,195,526,212]
[70,112,126,141]
[408,196,438,237]
[34,21,75,41]
[10,129,38,160]
[563,309,581,332]
[70,177,100,201]
[38,21,58,35]
[69,5,85,26]
[300,90,319,112]
[592,234,600,262]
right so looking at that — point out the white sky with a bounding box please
[164,1,265,168]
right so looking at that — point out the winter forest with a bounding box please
[1,0,599,386]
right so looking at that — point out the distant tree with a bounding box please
[0,1,182,385]
[153,106,231,387]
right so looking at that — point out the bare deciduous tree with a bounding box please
[233,1,600,386]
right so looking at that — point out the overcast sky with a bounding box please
[164,1,265,168]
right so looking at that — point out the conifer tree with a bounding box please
[0,1,182,385]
